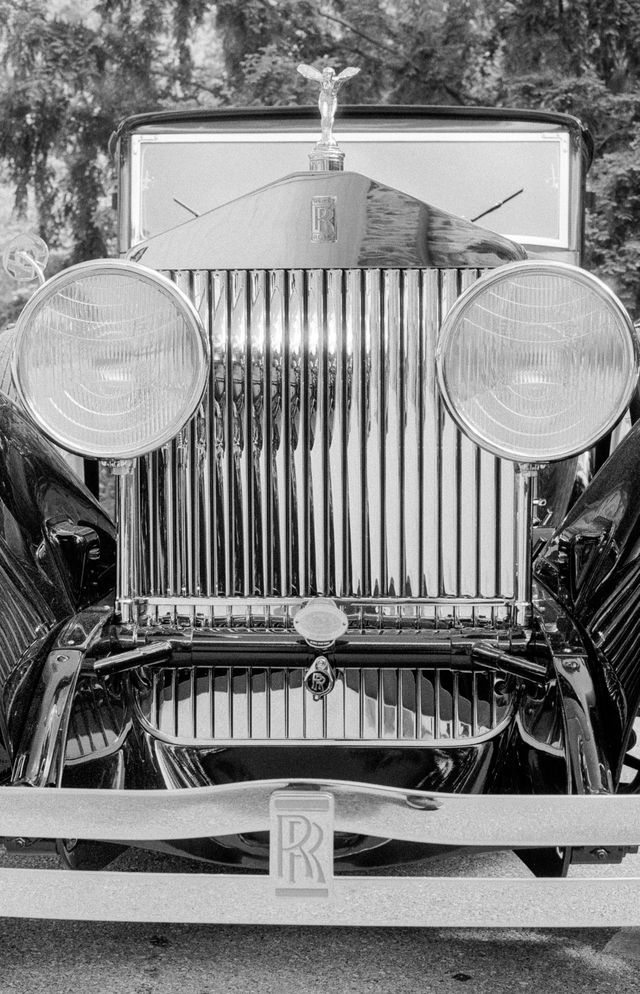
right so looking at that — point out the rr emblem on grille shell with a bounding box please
[304,655,336,699]
[270,791,334,897]
[311,196,337,242]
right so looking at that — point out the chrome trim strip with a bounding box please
[132,596,516,632]
[11,651,83,787]
[0,781,638,847]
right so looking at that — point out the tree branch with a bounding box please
[314,6,472,103]
[315,6,425,77]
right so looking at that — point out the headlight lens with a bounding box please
[12,260,209,459]
[436,261,638,462]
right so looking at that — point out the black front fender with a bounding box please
[535,421,640,778]
[0,394,115,758]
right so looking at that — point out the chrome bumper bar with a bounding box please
[2,781,640,926]
[0,779,639,847]
[1,870,639,927]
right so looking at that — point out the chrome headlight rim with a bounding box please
[436,259,639,464]
[12,258,210,460]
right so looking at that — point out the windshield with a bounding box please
[130,130,571,249]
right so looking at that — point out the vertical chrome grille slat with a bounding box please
[207,667,214,738]
[151,670,158,730]
[272,271,290,595]
[439,270,460,597]
[308,270,327,593]
[162,443,176,597]
[403,270,422,597]
[208,273,220,596]
[171,669,179,738]
[458,269,480,599]
[238,272,253,595]
[453,670,460,738]
[345,270,366,595]
[328,269,347,596]
[192,271,208,596]
[472,671,479,738]
[499,459,517,598]
[366,270,385,596]
[290,271,309,594]
[175,271,194,596]
[422,269,440,597]
[479,452,499,598]
[216,273,232,595]
[384,270,403,595]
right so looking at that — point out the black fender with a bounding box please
[0,393,115,758]
[535,420,640,779]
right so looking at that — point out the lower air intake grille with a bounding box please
[136,665,512,745]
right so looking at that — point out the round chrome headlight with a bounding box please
[12,260,209,459]
[436,261,638,462]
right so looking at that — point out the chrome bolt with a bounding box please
[561,659,580,672]
[406,794,441,811]
[595,848,608,861]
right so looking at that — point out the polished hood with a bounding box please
[129,170,526,270]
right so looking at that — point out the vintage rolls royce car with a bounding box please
[1,67,640,924]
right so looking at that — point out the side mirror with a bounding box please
[2,233,49,287]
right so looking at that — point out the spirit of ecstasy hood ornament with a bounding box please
[297,63,360,171]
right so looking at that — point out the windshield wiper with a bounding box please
[172,197,200,218]
[471,187,524,224]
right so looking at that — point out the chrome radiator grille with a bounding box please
[123,268,518,616]
[136,665,512,745]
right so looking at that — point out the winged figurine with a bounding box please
[297,63,361,145]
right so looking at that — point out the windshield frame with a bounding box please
[119,116,584,262]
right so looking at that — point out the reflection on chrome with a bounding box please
[136,664,513,745]
[120,267,527,626]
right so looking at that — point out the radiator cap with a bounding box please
[293,598,349,649]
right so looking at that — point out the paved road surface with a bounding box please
[0,848,639,993]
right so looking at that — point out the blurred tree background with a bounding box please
[0,0,639,322]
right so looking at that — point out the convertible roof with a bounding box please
[110,104,594,164]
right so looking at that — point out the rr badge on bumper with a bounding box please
[270,792,334,897]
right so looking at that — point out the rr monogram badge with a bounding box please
[311,196,337,242]
[303,655,336,699]
[270,792,334,897]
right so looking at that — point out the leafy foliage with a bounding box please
[0,0,211,265]
[1,0,640,314]
[486,0,640,312]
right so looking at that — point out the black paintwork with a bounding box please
[535,420,640,779]
[0,396,115,609]
[0,394,116,758]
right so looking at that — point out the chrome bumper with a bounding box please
[0,780,639,847]
[1,781,640,926]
